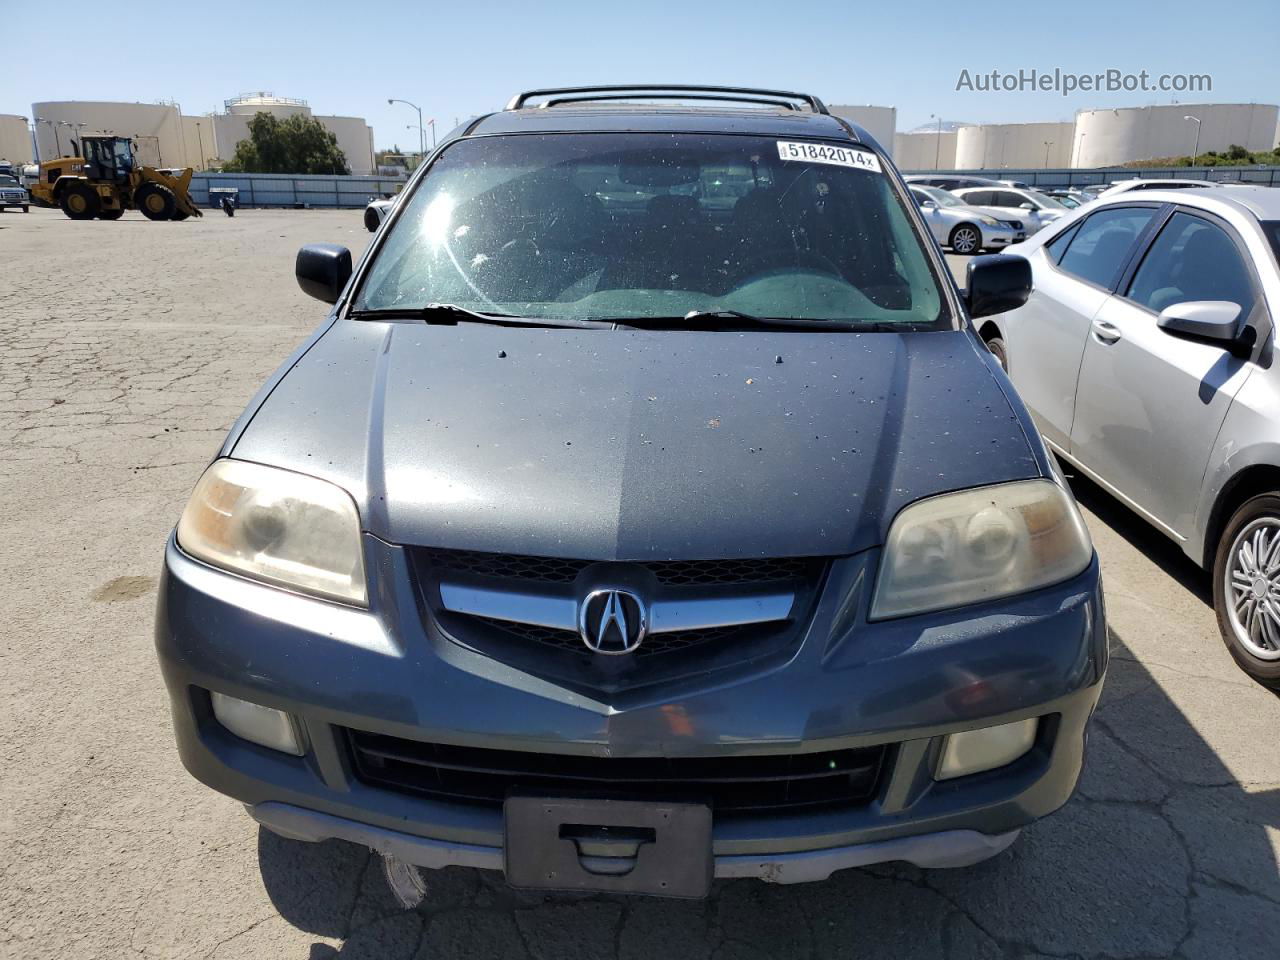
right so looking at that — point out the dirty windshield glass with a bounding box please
[355,134,948,327]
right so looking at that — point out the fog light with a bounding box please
[937,718,1038,780]
[211,692,304,756]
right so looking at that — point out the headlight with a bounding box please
[979,216,1000,227]
[177,459,367,605]
[870,479,1092,619]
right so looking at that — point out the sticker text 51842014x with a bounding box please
[776,141,882,173]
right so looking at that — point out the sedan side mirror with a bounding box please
[919,199,937,208]
[1018,202,1036,211]
[296,243,352,304]
[966,254,1032,319]
[1157,301,1244,344]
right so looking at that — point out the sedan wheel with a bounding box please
[950,225,980,255]
[1213,495,1280,688]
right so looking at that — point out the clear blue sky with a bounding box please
[4,0,1277,149]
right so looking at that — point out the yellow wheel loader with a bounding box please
[30,134,202,221]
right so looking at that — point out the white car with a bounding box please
[1098,179,1223,197]
[364,196,396,232]
[974,186,1280,688]
[908,185,1025,254]
[952,186,1069,234]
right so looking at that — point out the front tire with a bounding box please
[364,208,379,232]
[949,224,981,255]
[136,183,176,221]
[22,204,29,213]
[59,182,100,220]
[1212,494,1280,689]
[985,336,1009,371]
[97,207,124,220]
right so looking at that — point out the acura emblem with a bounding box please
[578,588,648,655]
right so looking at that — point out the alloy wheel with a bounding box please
[952,227,979,254]
[1224,518,1280,660]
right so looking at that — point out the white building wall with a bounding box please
[212,107,373,173]
[313,115,375,175]
[893,131,957,170]
[181,115,217,171]
[827,105,897,155]
[30,101,191,166]
[0,115,33,164]
[1073,103,1280,167]
[955,122,1075,169]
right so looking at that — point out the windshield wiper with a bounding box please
[348,303,611,329]
[605,310,876,332]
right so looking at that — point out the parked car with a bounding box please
[908,184,1025,253]
[953,186,1069,233]
[905,173,1002,192]
[0,173,29,213]
[1042,189,1099,209]
[364,195,395,231]
[1098,178,1220,197]
[155,84,1105,898]
[977,187,1280,689]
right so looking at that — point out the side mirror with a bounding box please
[1157,301,1244,344]
[1018,202,1036,210]
[919,198,937,209]
[966,254,1032,319]
[296,243,352,304]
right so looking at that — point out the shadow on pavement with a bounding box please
[259,660,1279,958]
[1064,468,1213,606]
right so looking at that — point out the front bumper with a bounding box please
[155,534,1106,879]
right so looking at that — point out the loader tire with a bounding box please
[171,210,190,221]
[136,183,176,221]
[60,182,100,220]
[97,208,124,220]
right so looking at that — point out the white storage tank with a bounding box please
[1073,103,1280,167]
[893,131,958,170]
[0,115,33,164]
[30,101,189,166]
[828,105,897,155]
[955,122,1075,169]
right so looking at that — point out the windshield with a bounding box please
[1030,191,1068,210]
[917,186,963,208]
[355,133,948,328]
[0,175,18,186]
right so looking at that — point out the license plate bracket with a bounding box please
[504,795,712,898]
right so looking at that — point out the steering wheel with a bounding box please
[730,246,843,285]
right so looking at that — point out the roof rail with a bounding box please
[506,85,829,115]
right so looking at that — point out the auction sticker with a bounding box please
[776,141,882,173]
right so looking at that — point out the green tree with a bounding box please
[222,112,350,175]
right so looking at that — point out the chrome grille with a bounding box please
[411,548,826,680]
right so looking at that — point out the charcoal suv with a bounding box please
[155,85,1106,898]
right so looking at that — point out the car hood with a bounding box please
[231,322,1040,559]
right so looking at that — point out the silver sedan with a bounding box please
[908,185,1024,254]
[977,186,1280,690]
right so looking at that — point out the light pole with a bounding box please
[1043,140,1054,169]
[195,121,205,170]
[1184,115,1202,165]
[388,98,425,158]
[929,113,943,169]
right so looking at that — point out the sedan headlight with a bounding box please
[978,216,1000,227]
[177,459,367,605]
[870,479,1092,620]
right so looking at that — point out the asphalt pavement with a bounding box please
[1,207,1277,959]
